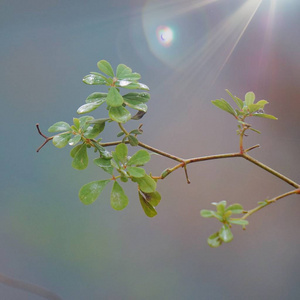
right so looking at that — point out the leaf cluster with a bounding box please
[200,201,248,247]
[79,143,161,215]
[79,60,150,123]
[212,90,277,135]
[45,61,161,216]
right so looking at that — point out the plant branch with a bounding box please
[0,272,63,300]
[36,124,53,152]
[241,189,299,220]
[118,123,129,136]
[242,153,300,188]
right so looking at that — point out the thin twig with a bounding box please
[0,272,63,300]
[36,124,53,152]
[241,189,299,220]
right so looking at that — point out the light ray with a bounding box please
[173,0,263,92]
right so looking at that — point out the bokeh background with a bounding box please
[1,0,300,299]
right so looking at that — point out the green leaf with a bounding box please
[84,123,105,139]
[86,92,107,103]
[138,191,157,217]
[225,89,243,109]
[97,60,114,77]
[83,74,107,85]
[124,100,148,112]
[77,100,105,114]
[92,142,112,159]
[229,219,249,226]
[52,132,72,148]
[123,92,150,103]
[48,122,71,133]
[70,144,81,158]
[212,200,227,215]
[79,116,94,131]
[129,129,142,135]
[87,118,110,125]
[133,174,156,193]
[127,150,150,166]
[219,225,233,243]
[223,211,232,219]
[72,144,88,170]
[73,118,80,129]
[256,100,268,108]
[116,64,132,79]
[211,99,237,117]
[106,87,124,107]
[117,131,125,137]
[122,73,141,81]
[210,211,223,221]
[115,143,128,164]
[79,180,110,205]
[127,166,145,178]
[245,91,255,106]
[200,209,215,218]
[128,135,139,146]
[109,106,131,123]
[110,181,129,210]
[258,200,268,207]
[68,134,81,146]
[123,92,149,112]
[248,104,263,113]
[252,113,278,120]
[143,191,161,207]
[207,232,222,248]
[94,157,114,175]
[117,80,150,91]
[249,127,261,134]
[225,204,243,214]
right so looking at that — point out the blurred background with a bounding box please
[1,0,300,299]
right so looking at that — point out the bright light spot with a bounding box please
[156,26,174,47]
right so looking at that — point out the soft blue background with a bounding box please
[1,0,300,299]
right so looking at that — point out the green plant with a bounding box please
[36,60,300,247]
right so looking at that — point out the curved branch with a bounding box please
[0,272,63,300]
[241,189,300,220]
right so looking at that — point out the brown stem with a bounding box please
[241,189,299,220]
[36,124,53,152]
[0,272,63,300]
[242,153,300,188]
